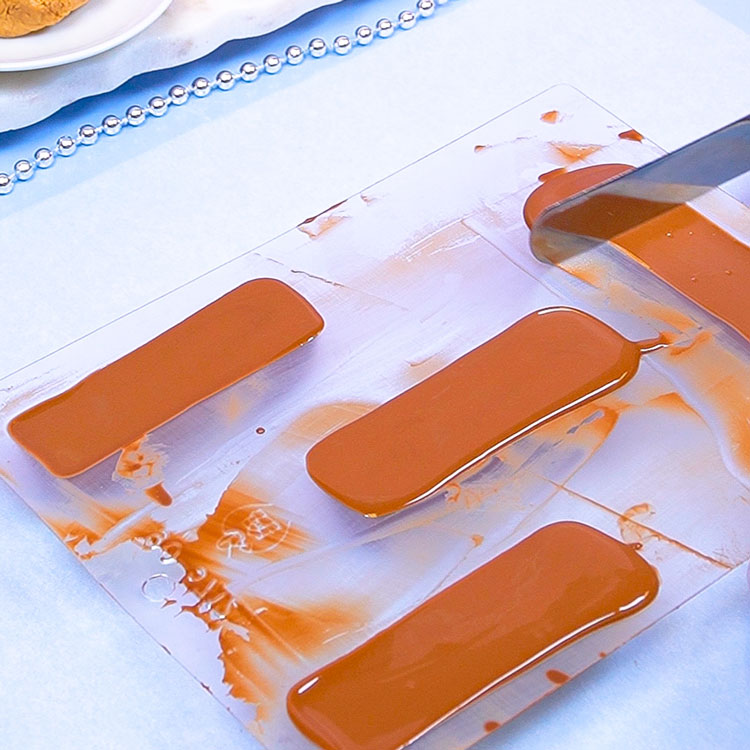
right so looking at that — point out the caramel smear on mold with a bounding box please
[298,200,349,239]
[8,279,324,477]
[540,110,561,124]
[551,143,602,162]
[307,308,646,516]
[618,129,644,142]
[115,437,165,483]
[287,522,658,750]
[617,503,656,546]
[546,669,570,685]
[169,485,312,582]
[219,595,364,722]
[144,483,173,507]
[280,402,376,448]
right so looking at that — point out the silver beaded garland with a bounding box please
[286,45,304,65]
[126,105,146,126]
[376,18,395,37]
[216,70,236,90]
[102,115,122,135]
[0,173,13,195]
[14,160,34,181]
[168,85,189,105]
[2,0,453,195]
[35,148,55,169]
[78,124,98,145]
[148,96,169,115]
[355,25,374,45]
[239,61,259,81]
[56,136,77,156]
[308,38,327,57]
[191,77,212,97]
[333,35,351,55]
[263,54,282,74]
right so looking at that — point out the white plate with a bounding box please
[0,0,173,72]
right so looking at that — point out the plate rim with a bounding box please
[0,0,174,72]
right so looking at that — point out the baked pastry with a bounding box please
[0,0,90,38]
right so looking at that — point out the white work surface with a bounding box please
[1,0,750,747]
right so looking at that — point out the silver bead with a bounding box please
[34,148,55,169]
[126,105,146,126]
[57,135,77,156]
[102,115,122,135]
[168,85,189,105]
[0,173,13,195]
[78,124,98,145]
[14,160,34,181]
[308,38,327,57]
[417,0,436,16]
[148,96,168,116]
[263,54,282,74]
[286,45,304,65]
[239,62,259,81]
[355,25,374,45]
[399,10,417,28]
[216,70,236,90]
[191,77,212,97]
[376,18,395,37]
[333,35,351,55]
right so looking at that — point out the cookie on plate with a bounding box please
[0,0,90,38]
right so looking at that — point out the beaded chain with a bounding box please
[0,0,452,196]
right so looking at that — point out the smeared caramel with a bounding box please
[218,594,363,720]
[618,503,656,547]
[546,669,570,684]
[9,279,324,477]
[646,391,701,418]
[551,143,602,162]
[287,522,658,750]
[307,308,645,516]
[167,485,311,583]
[540,110,560,124]
[144,483,172,507]
[115,438,165,482]
[280,401,376,449]
[618,129,644,142]
[74,475,347,722]
[298,200,349,238]
[484,721,501,733]
[44,493,137,557]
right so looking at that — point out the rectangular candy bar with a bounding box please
[306,307,644,516]
[525,164,750,341]
[9,278,324,477]
[287,521,659,750]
